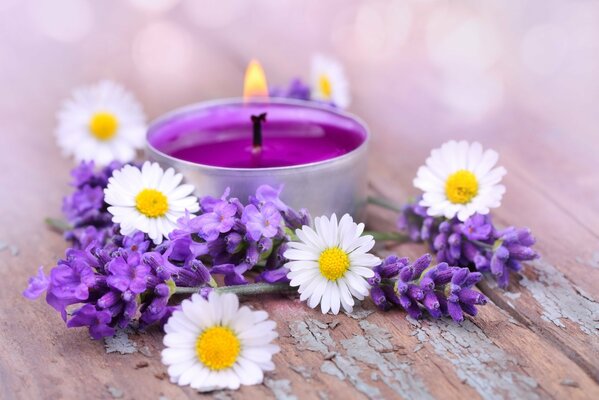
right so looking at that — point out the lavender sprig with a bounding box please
[369,254,488,323]
[166,184,310,286]
[394,197,539,288]
[25,162,310,339]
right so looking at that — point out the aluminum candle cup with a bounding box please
[146,98,370,219]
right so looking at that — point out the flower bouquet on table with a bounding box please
[24,60,538,392]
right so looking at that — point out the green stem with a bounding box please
[45,217,72,234]
[472,240,493,249]
[367,196,403,213]
[174,282,296,296]
[365,231,410,244]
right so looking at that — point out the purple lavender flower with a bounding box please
[367,255,410,311]
[444,268,487,322]
[164,185,302,285]
[397,199,538,288]
[64,226,114,250]
[252,185,288,211]
[241,203,282,241]
[257,266,289,283]
[269,78,311,101]
[282,207,311,230]
[61,161,129,249]
[45,251,99,319]
[121,231,151,254]
[62,185,105,226]
[25,238,185,338]
[490,227,538,287]
[397,199,436,242]
[211,263,249,286]
[27,180,309,339]
[70,161,96,188]
[369,254,488,322]
[106,253,150,295]
[139,283,172,327]
[192,201,237,241]
[461,214,493,241]
[23,266,49,299]
[67,304,115,339]
[199,188,231,213]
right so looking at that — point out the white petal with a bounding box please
[320,281,333,314]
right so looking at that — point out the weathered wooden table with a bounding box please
[1,1,598,399]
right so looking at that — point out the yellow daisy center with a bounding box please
[89,112,119,141]
[196,326,241,371]
[135,189,168,218]
[319,74,332,99]
[319,247,350,281]
[445,170,479,204]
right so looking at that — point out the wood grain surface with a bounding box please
[1,1,598,399]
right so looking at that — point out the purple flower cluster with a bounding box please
[368,254,488,323]
[26,162,311,339]
[166,185,310,286]
[61,161,126,249]
[269,78,311,101]
[23,231,211,339]
[398,199,538,288]
[269,77,338,108]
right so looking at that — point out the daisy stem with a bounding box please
[45,217,72,234]
[367,196,403,213]
[174,282,296,296]
[364,231,410,244]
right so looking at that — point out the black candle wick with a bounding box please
[251,112,267,153]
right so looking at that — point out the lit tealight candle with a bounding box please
[146,60,370,218]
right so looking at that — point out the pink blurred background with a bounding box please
[2,0,598,129]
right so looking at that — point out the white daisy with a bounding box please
[284,214,380,314]
[56,80,146,166]
[310,54,351,108]
[162,292,280,392]
[104,161,199,244]
[414,140,507,221]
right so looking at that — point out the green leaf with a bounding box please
[45,217,72,233]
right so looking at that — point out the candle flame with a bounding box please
[243,59,269,101]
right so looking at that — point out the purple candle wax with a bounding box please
[148,100,367,169]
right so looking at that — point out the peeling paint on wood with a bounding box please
[329,354,382,398]
[288,318,432,399]
[104,330,137,354]
[264,378,298,400]
[212,391,233,400]
[521,260,599,334]
[106,385,124,398]
[408,317,540,399]
[288,319,335,354]
[344,303,375,320]
[342,335,432,400]
[504,292,521,300]
[289,365,312,379]
[320,361,344,380]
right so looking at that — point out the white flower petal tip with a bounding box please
[310,54,351,109]
[284,213,381,315]
[161,292,279,392]
[104,161,199,244]
[55,80,147,166]
[414,140,506,221]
